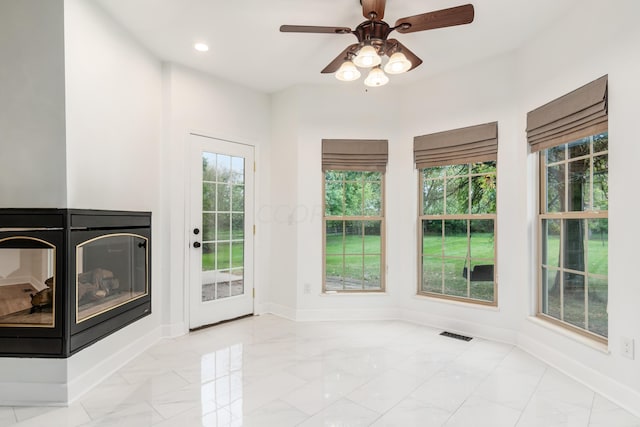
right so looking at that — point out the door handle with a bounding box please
[193,241,201,248]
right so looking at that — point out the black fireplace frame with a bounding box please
[0,209,151,358]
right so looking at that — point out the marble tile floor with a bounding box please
[1,314,639,426]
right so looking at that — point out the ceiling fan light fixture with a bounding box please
[384,52,412,74]
[353,44,381,68]
[335,60,361,82]
[364,67,389,87]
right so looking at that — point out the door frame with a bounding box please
[184,131,256,330]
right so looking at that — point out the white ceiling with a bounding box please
[95,0,581,94]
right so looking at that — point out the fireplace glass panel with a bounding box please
[0,238,55,327]
[76,233,148,323]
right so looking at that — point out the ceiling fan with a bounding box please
[280,0,474,86]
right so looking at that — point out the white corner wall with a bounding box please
[162,64,271,333]
[0,0,67,208]
[1,0,164,406]
[266,0,640,414]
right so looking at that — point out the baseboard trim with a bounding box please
[67,324,162,404]
[401,308,518,345]
[518,332,640,418]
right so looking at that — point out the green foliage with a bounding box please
[325,170,382,217]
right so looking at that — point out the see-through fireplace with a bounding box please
[0,209,151,358]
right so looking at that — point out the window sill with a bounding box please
[321,291,388,296]
[526,315,610,354]
[412,293,500,311]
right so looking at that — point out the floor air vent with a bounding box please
[440,331,473,341]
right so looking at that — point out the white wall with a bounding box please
[162,64,271,332]
[515,0,640,411]
[0,0,67,208]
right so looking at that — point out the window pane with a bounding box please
[422,256,442,294]
[593,154,608,210]
[568,158,590,211]
[203,183,216,211]
[563,219,585,273]
[593,132,608,153]
[423,179,444,215]
[568,137,590,159]
[471,161,496,174]
[470,220,494,259]
[231,214,244,240]
[542,268,561,319]
[588,276,608,337]
[325,180,344,216]
[231,157,244,184]
[363,255,381,289]
[326,171,344,181]
[325,221,343,255]
[363,221,381,255]
[202,213,215,241]
[344,171,361,181]
[216,155,231,181]
[444,259,468,298]
[547,145,565,163]
[325,255,343,290]
[546,164,565,213]
[202,243,216,271]
[344,221,363,254]
[469,261,494,302]
[422,220,442,256]
[217,213,230,241]
[363,181,381,216]
[444,220,467,258]
[587,219,608,276]
[217,183,230,212]
[362,171,382,182]
[217,242,231,270]
[444,164,468,177]
[231,242,244,269]
[446,177,469,214]
[423,167,445,179]
[231,185,244,212]
[344,182,363,216]
[471,175,496,214]
[343,256,363,290]
[542,219,561,267]
[203,153,216,181]
[563,272,586,329]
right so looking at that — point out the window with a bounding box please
[322,139,387,293]
[527,75,608,341]
[414,122,498,305]
[419,162,497,304]
[538,133,608,340]
[324,171,384,291]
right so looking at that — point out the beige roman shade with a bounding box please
[322,139,388,172]
[527,75,608,153]
[413,122,498,169]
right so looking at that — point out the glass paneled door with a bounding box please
[189,134,254,329]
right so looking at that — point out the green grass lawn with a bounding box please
[202,242,244,271]
[325,234,381,289]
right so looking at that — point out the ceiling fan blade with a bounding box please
[394,4,474,34]
[321,43,360,73]
[280,25,352,34]
[385,39,423,71]
[361,0,386,21]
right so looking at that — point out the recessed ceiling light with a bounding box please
[194,43,209,52]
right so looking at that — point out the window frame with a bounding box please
[536,133,608,344]
[417,162,498,306]
[322,170,386,293]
